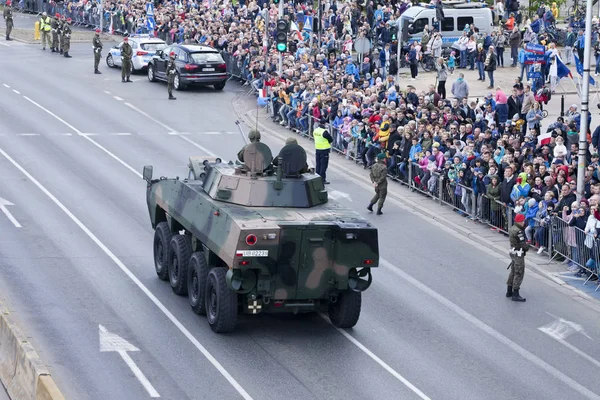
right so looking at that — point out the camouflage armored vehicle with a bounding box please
[143,139,379,333]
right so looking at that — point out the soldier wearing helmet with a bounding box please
[167,51,177,100]
[237,130,261,162]
[93,28,102,74]
[272,137,309,175]
[3,1,13,41]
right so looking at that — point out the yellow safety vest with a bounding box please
[40,17,51,31]
[313,128,331,150]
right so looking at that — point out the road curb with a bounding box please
[231,92,600,313]
[0,300,65,400]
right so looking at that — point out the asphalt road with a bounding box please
[1,40,600,400]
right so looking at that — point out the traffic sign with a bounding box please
[524,53,546,64]
[303,16,312,32]
[354,37,371,54]
[529,72,542,79]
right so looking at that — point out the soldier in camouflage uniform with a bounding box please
[272,137,309,174]
[93,28,102,74]
[51,13,59,52]
[62,18,72,58]
[120,36,133,82]
[3,0,13,41]
[507,213,528,302]
[238,130,262,162]
[58,15,66,54]
[167,51,177,100]
[367,153,388,215]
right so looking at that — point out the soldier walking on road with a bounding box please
[62,18,72,58]
[51,13,59,52]
[3,1,13,41]
[93,29,102,74]
[39,12,52,50]
[313,119,333,184]
[507,213,528,302]
[120,36,133,82]
[367,153,388,215]
[167,51,177,100]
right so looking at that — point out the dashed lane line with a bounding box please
[12,89,20,94]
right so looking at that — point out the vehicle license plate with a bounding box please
[236,250,268,257]
[203,68,215,72]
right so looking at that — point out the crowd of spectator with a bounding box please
[25,0,600,282]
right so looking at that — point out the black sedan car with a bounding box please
[147,44,228,91]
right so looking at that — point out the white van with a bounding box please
[399,1,496,47]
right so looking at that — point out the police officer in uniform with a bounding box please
[62,18,72,58]
[167,51,177,100]
[51,13,59,52]
[507,213,528,302]
[93,28,102,74]
[40,12,51,50]
[3,1,13,41]
[120,36,133,82]
[367,153,388,215]
[313,119,333,184]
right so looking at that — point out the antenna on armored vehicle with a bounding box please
[235,120,249,145]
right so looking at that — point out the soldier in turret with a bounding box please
[272,137,309,174]
[507,213,528,302]
[237,129,262,162]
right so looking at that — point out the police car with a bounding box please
[106,35,167,72]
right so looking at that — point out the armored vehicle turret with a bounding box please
[143,140,378,333]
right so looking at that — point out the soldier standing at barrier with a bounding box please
[167,51,177,100]
[51,13,59,52]
[313,119,333,185]
[367,153,388,215]
[93,28,102,74]
[39,12,51,50]
[62,18,72,58]
[3,1,13,41]
[507,213,528,302]
[120,36,133,82]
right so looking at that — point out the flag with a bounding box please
[574,55,596,85]
[538,131,552,146]
[555,56,572,80]
[257,88,269,106]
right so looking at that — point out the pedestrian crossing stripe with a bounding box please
[0,131,238,136]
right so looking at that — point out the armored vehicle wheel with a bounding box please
[153,222,172,281]
[328,290,362,329]
[169,235,191,296]
[188,252,209,315]
[205,268,238,333]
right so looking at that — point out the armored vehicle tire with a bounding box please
[328,290,362,329]
[188,252,210,315]
[153,222,173,281]
[169,234,191,296]
[205,268,238,333]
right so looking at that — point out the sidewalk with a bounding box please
[231,89,600,310]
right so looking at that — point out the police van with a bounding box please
[399,1,496,46]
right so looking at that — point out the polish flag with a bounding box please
[537,131,552,146]
[258,88,267,98]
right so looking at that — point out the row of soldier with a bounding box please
[39,11,72,57]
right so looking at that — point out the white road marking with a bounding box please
[12,89,20,94]
[124,102,217,156]
[113,96,123,101]
[321,314,431,399]
[99,325,160,398]
[327,190,353,202]
[104,91,111,95]
[0,196,22,228]
[3,100,254,400]
[539,312,592,341]
[0,42,9,47]
[2,84,10,88]
[111,133,132,136]
[21,96,141,178]
[60,133,73,136]
[16,133,40,136]
[381,258,600,400]
[80,133,99,136]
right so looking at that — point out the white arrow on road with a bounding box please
[99,325,160,398]
[328,190,353,202]
[0,197,21,228]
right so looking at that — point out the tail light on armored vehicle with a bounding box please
[245,234,257,246]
